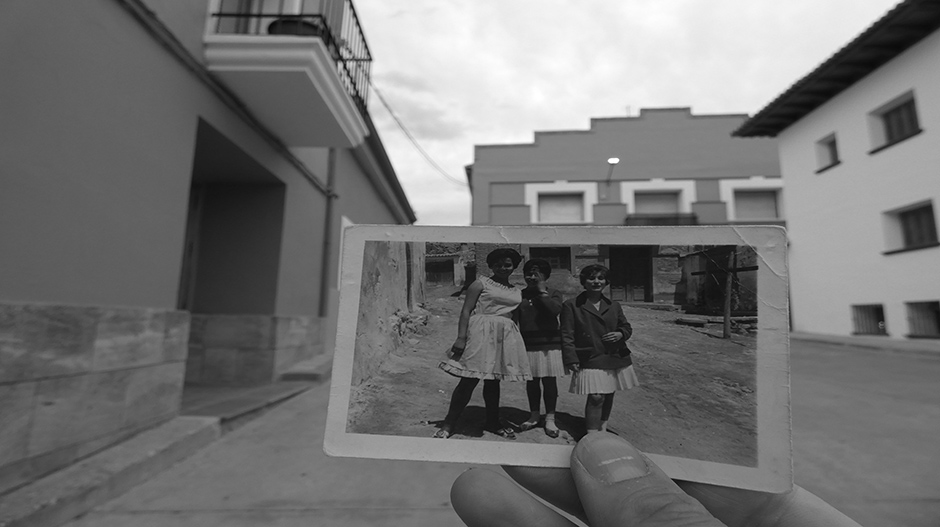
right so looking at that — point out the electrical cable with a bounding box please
[369,80,468,188]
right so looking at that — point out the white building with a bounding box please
[735,0,940,339]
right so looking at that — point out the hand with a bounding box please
[601,331,623,343]
[568,363,580,373]
[525,272,547,292]
[450,338,466,359]
[451,433,861,527]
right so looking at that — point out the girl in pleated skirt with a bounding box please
[561,264,639,434]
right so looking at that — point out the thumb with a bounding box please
[571,433,725,527]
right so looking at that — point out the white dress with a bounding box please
[439,277,531,381]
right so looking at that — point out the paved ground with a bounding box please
[790,340,940,527]
[63,338,940,527]
[66,381,474,527]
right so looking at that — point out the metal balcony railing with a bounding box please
[624,213,699,226]
[210,0,372,115]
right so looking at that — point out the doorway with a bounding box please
[608,246,653,302]
[178,120,287,388]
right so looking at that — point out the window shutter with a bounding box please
[538,193,584,223]
[634,192,680,214]
[734,190,779,220]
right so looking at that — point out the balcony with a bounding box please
[204,0,371,147]
[624,213,699,226]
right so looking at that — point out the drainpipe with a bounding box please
[318,148,337,317]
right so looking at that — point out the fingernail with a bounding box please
[575,433,649,484]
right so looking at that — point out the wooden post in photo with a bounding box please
[690,248,754,339]
[723,250,735,338]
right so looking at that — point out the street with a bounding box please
[64,336,940,527]
[347,284,758,466]
[790,341,940,527]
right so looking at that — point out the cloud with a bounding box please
[371,71,467,141]
[355,0,901,225]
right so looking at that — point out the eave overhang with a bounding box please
[734,0,940,138]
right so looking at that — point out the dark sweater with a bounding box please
[515,287,563,351]
[560,292,633,370]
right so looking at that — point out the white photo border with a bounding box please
[325,225,791,492]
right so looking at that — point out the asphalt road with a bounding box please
[65,337,939,527]
[790,341,940,527]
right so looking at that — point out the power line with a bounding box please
[369,80,468,188]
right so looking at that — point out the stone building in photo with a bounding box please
[470,243,755,315]
[424,243,475,287]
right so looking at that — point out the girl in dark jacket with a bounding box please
[561,264,639,434]
[515,259,566,438]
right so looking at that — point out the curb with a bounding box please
[215,382,321,433]
[279,353,333,382]
[0,416,220,527]
[790,332,940,357]
[0,355,334,527]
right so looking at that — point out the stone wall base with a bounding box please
[0,302,187,495]
[185,314,321,386]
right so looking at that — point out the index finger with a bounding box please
[676,481,862,527]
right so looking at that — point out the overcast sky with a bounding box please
[353,0,900,225]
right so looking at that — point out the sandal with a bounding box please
[545,426,559,439]
[486,425,517,440]
[433,425,453,439]
[519,419,540,432]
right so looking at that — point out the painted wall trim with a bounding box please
[718,176,785,221]
[619,178,697,214]
[337,216,355,289]
[524,181,598,223]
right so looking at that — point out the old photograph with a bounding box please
[326,225,791,491]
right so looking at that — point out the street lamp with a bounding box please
[605,157,620,185]
[600,157,621,199]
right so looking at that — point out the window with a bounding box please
[852,304,887,335]
[883,201,939,254]
[815,134,839,172]
[899,204,938,248]
[734,190,779,220]
[906,301,940,338]
[529,247,572,271]
[524,181,597,224]
[882,99,920,144]
[719,176,784,222]
[634,192,680,214]
[869,92,922,153]
[214,0,329,35]
[538,194,583,223]
[620,179,696,215]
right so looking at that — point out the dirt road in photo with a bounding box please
[347,284,758,466]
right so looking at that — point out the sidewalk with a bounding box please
[791,331,940,356]
[6,330,937,527]
[61,381,475,527]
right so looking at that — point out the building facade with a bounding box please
[0,0,415,493]
[468,108,781,228]
[734,0,940,340]
[466,108,780,306]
